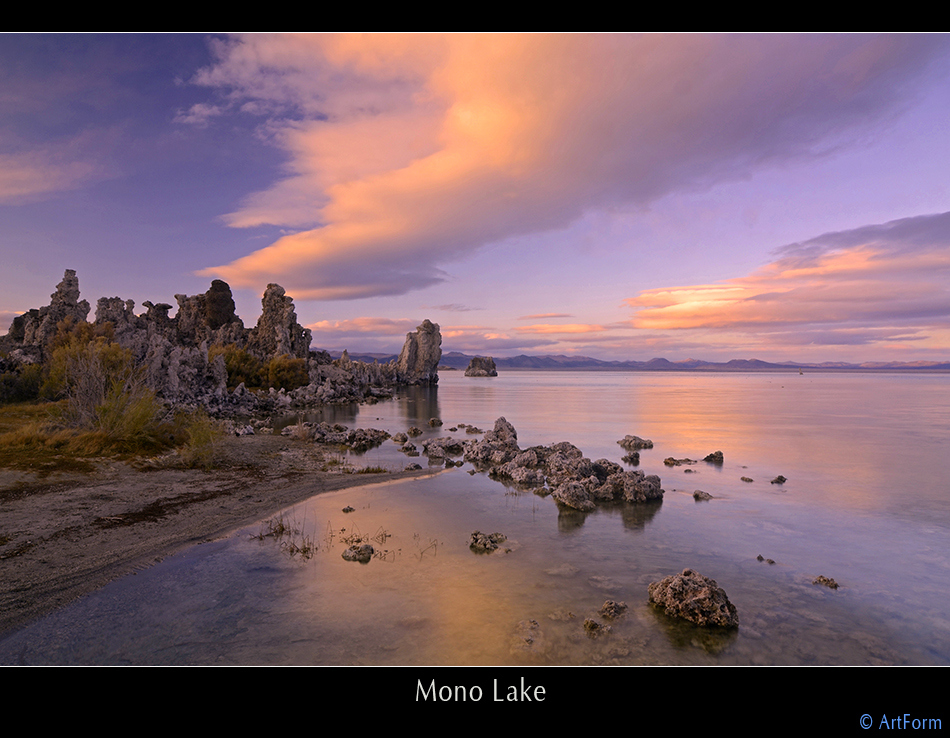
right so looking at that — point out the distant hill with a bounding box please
[433,351,950,372]
[324,349,949,372]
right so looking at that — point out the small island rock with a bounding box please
[464,356,498,377]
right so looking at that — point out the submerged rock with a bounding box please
[704,450,724,464]
[470,530,507,552]
[664,457,697,467]
[600,600,628,619]
[693,489,713,501]
[583,618,610,635]
[464,355,498,377]
[771,475,787,484]
[510,619,546,655]
[813,575,839,589]
[648,568,739,628]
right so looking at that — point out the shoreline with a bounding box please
[0,432,440,641]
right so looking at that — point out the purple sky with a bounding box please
[3,33,949,362]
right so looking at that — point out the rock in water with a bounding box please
[648,568,739,628]
[464,356,497,377]
[342,543,374,562]
[396,319,442,384]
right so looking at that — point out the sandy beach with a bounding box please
[0,433,438,640]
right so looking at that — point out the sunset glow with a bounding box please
[3,33,949,363]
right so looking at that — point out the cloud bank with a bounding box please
[191,33,948,300]
[625,211,950,353]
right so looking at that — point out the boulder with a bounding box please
[648,569,738,628]
[464,356,497,377]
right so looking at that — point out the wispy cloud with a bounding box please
[625,211,950,353]
[308,316,418,336]
[191,34,948,300]
[0,150,98,203]
[516,323,609,334]
[422,303,481,312]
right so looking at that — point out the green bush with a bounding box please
[0,362,43,403]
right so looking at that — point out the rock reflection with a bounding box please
[556,499,662,534]
[648,606,740,655]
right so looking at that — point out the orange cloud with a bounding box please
[625,212,950,350]
[307,317,417,335]
[191,34,948,300]
[516,323,608,334]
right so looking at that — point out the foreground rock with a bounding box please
[465,417,664,511]
[648,568,739,628]
[464,356,497,377]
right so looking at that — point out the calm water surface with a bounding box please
[2,371,948,665]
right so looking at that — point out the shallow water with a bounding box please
[2,371,948,665]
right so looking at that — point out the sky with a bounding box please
[2,33,950,363]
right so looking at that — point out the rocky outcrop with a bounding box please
[648,569,739,628]
[464,356,497,377]
[174,280,246,349]
[12,270,91,359]
[464,417,664,511]
[396,319,441,385]
[3,270,441,415]
[246,283,310,360]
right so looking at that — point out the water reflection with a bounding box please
[555,499,663,534]
[2,371,947,665]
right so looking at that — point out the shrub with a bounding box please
[0,362,43,403]
[175,410,223,469]
[265,354,309,391]
[208,343,263,389]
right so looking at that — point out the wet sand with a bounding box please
[0,433,439,639]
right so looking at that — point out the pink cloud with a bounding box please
[191,34,949,300]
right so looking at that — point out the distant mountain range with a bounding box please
[328,350,950,372]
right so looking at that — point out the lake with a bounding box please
[2,370,948,665]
